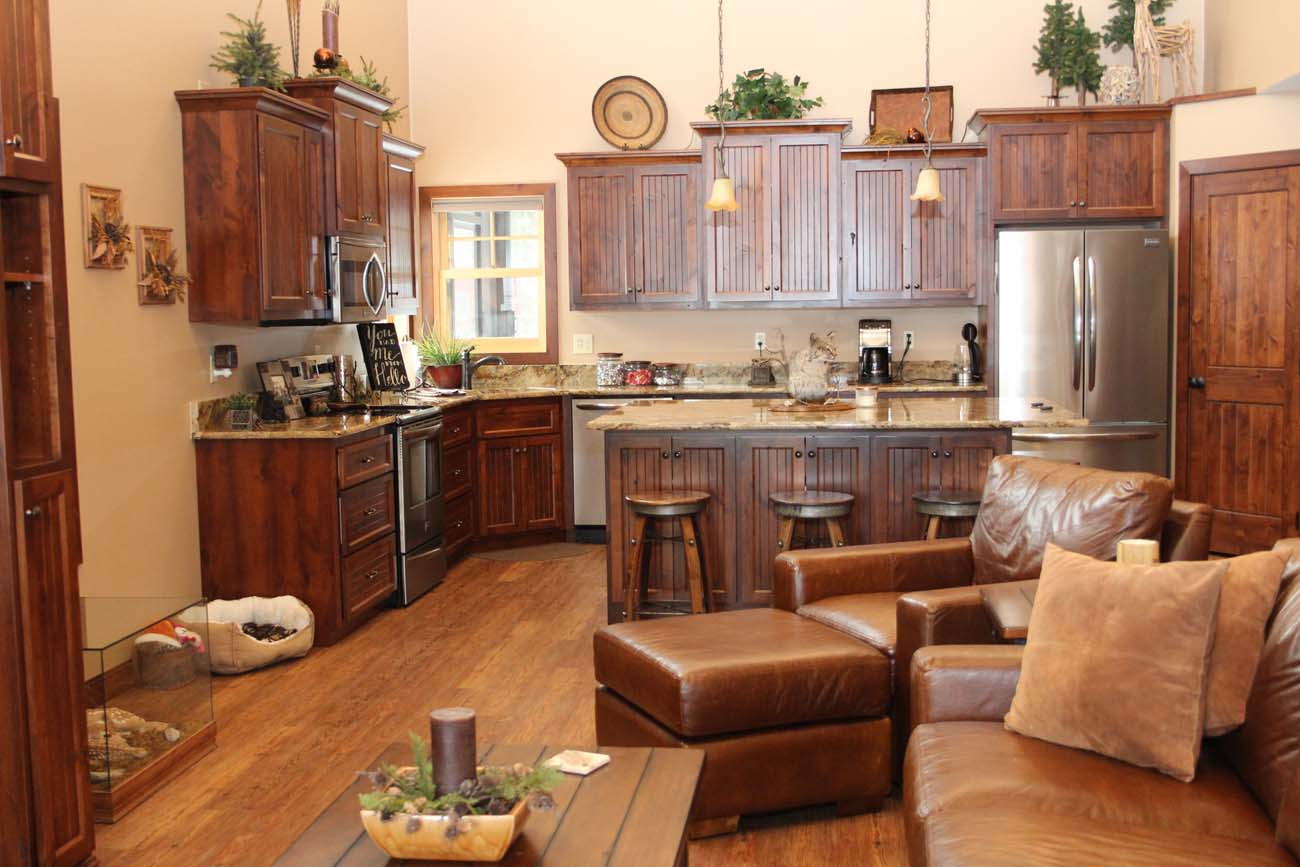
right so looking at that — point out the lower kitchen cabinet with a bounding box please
[474,399,565,541]
[440,406,475,561]
[870,431,1007,542]
[195,430,398,645]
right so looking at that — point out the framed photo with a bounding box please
[135,225,188,305]
[81,184,133,270]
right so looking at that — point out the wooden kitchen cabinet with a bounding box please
[870,431,1009,542]
[383,135,425,316]
[972,106,1169,222]
[439,406,475,561]
[842,147,984,304]
[176,88,330,323]
[285,77,392,238]
[0,0,55,181]
[475,399,565,540]
[561,153,701,309]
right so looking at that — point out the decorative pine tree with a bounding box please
[1103,0,1173,54]
[1061,10,1104,105]
[1033,0,1076,102]
[210,1,287,91]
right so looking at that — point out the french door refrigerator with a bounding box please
[997,227,1170,474]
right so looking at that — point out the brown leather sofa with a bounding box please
[902,539,1300,867]
[774,456,1214,766]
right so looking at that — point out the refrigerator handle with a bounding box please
[1087,256,1098,392]
[1071,256,1083,391]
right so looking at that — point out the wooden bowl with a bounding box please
[360,799,530,862]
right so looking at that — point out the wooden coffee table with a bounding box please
[980,579,1039,641]
[275,742,703,866]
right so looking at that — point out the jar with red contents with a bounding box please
[622,360,652,386]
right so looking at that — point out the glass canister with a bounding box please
[651,362,684,386]
[596,352,624,387]
[623,360,652,386]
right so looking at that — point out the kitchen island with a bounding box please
[589,396,1085,622]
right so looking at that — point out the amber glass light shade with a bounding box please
[705,176,739,212]
[910,165,945,202]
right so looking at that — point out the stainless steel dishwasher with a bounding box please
[571,398,672,541]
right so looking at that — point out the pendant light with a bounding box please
[911,0,945,202]
[705,0,739,212]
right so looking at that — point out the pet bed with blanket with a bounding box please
[179,596,314,674]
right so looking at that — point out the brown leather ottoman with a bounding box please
[593,608,893,833]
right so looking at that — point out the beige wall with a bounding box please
[49,0,410,598]
[1203,0,1300,91]
[407,0,1201,364]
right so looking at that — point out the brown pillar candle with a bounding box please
[321,7,339,56]
[430,707,477,796]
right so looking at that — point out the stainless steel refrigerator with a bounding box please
[997,227,1170,474]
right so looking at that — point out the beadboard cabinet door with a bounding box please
[913,157,982,302]
[703,138,773,304]
[988,122,1078,222]
[1077,120,1166,220]
[568,165,633,306]
[770,135,839,303]
[630,164,700,305]
[843,161,911,304]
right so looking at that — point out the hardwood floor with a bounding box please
[93,546,905,866]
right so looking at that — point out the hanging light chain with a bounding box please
[921,0,934,166]
[716,0,728,174]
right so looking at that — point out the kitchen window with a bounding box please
[420,184,558,363]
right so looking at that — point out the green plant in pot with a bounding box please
[225,392,258,431]
[415,327,473,390]
[210,1,288,90]
[705,68,824,120]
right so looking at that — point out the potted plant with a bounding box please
[705,68,824,120]
[415,327,472,390]
[358,734,560,862]
[210,1,288,90]
[225,392,258,431]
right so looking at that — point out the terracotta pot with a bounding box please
[427,364,463,389]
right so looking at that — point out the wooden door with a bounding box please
[355,111,386,236]
[869,433,943,543]
[1077,120,1166,220]
[843,161,911,303]
[704,137,772,303]
[477,438,521,536]
[256,114,324,319]
[805,435,871,545]
[736,435,805,606]
[0,0,54,182]
[0,465,33,867]
[568,165,632,306]
[988,123,1077,222]
[630,164,699,305]
[1179,164,1300,553]
[385,151,418,314]
[771,135,838,303]
[604,435,672,621]
[671,435,736,610]
[937,431,1007,537]
[914,158,981,301]
[14,471,94,866]
[515,435,564,532]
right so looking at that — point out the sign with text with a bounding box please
[356,323,410,391]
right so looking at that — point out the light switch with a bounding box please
[572,333,594,354]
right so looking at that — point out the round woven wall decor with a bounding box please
[591,76,667,150]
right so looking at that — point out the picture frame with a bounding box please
[135,225,188,305]
[81,184,133,270]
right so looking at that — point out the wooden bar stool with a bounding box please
[913,489,982,540]
[770,490,855,552]
[624,490,711,622]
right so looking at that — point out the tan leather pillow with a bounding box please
[1205,551,1287,736]
[1005,544,1225,781]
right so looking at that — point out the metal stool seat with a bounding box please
[623,490,711,622]
[770,490,855,552]
[912,489,982,540]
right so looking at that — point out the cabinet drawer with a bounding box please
[342,535,395,619]
[446,492,474,554]
[340,475,395,554]
[476,399,561,438]
[337,434,394,488]
[443,443,473,500]
[442,408,473,448]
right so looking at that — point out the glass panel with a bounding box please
[449,239,490,268]
[493,238,540,268]
[446,211,489,238]
[492,209,539,237]
[445,276,541,340]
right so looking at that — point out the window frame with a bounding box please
[419,183,559,364]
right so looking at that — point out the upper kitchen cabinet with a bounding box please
[696,119,846,307]
[557,151,702,309]
[971,106,1169,223]
[285,77,391,238]
[176,88,330,323]
[841,145,985,305]
[0,0,55,181]
[383,134,425,316]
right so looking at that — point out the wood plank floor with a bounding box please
[94,546,905,866]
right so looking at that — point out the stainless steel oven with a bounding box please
[394,409,447,605]
[329,235,389,323]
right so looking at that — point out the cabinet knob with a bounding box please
[807,449,816,458]
[661,451,670,459]
[773,285,782,292]
[4,134,22,150]
[452,468,463,477]
[636,287,644,294]
[1188,376,1206,389]
[794,450,803,458]
[673,450,681,458]
[1078,201,1087,207]
[453,519,464,529]
[364,506,380,516]
[1069,201,1078,207]
[943,450,953,458]
[24,506,41,518]
[930,450,940,458]
[360,456,375,464]
[365,569,379,580]
[626,286,634,294]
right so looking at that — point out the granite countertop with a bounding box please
[585,397,1086,432]
[193,412,398,440]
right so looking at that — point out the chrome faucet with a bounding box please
[460,347,506,389]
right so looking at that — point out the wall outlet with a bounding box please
[572,333,594,354]
[753,331,767,351]
[902,330,915,349]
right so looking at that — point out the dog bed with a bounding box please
[179,596,314,674]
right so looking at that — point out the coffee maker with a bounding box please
[858,318,893,384]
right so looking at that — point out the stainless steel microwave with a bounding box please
[329,235,389,323]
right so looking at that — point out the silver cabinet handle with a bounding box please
[1013,430,1159,442]
[1087,256,1098,392]
[1071,256,1083,391]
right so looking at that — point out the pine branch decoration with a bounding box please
[210,1,288,90]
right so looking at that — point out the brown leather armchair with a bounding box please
[773,455,1214,768]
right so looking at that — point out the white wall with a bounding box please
[1203,0,1300,91]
